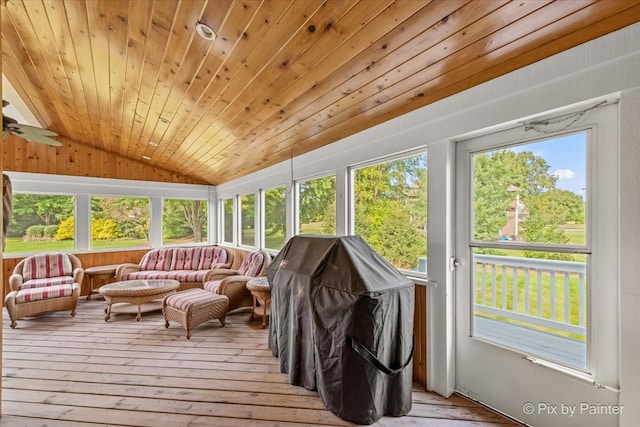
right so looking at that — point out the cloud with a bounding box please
[552,169,575,180]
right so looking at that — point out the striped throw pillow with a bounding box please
[170,247,202,270]
[198,246,228,270]
[238,252,264,277]
[22,253,73,281]
[140,249,173,271]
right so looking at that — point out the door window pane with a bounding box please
[91,196,150,249]
[162,199,208,244]
[298,175,336,235]
[353,153,427,272]
[5,193,75,253]
[472,133,587,246]
[264,186,286,250]
[470,132,588,370]
[241,194,255,246]
[221,198,234,244]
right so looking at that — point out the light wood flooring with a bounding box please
[1,298,519,426]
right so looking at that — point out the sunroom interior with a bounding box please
[2,1,640,426]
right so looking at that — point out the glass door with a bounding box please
[455,102,620,426]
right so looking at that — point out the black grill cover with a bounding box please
[267,235,415,424]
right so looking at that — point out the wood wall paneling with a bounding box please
[413,285,427,387]
[2,134,204,184]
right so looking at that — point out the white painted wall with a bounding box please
[217,22,640,425]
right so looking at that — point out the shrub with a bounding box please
[25,225,45,240]
[91,218,121,240]
[44,225,59,239]
[56,217,75,240]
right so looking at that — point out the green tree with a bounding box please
[473,150,557,241]
[11,194,74,226]
[92,197,150,242]
[354,154,427,270]
[163,199,207,242]
[299,176,336,225]
[241,194,255,245]
[522,197,572,260]
[223,199,234,242]
[539,189,585,225]
[264,187,286,236]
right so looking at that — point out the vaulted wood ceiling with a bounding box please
[2,0,640,185]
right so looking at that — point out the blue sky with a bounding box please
[510,132,587,196]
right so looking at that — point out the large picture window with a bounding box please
[263,186,286,251]
[297,175,336,235]
[90,196,150,249]
[352,152,427,272]
[162,199,208,245]
[5,193,75,253]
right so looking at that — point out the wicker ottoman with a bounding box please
[162,289,229,339]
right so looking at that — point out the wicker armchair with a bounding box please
[204,250,271,312]
[4,252,83,328]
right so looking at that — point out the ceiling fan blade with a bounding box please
[13,132,62,146]
[6,122,58,136]
[3,115,18,125]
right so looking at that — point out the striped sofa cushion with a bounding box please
[198,246,228,270]
[20,276,75,290]
[123,270,208,282]
[15,284,74,304]
[22,253,73,281]
[165,289,221,311]
[139,249,173,271]
[170,247,202,270]
[238,251,264,277]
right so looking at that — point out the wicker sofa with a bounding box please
[115,246,233,290]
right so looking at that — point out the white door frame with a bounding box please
[453,100,620,426]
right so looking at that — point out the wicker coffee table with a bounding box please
[99,279,179,321]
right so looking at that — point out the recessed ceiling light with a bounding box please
[196,22,216,41]
[159,117,170,124]
[149,141,159,147]
[142,155,151,160]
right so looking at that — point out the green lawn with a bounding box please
[4,236,149,253]
[4,237,74,253]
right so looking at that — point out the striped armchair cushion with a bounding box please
[170,247,202,270]
[198,246,228,270]
[15,284,74,304]
[20,276,75,290]
[22,253,73,281]
[140,249,173,271]
[238,251,265,277]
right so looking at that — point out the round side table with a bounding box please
[85,264,119,300]
[246,277,271,328]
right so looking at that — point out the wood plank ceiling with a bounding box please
[2,0,640,185]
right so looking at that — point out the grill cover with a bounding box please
[267,235,415,424]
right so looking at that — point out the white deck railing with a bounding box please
[473,254,586,337]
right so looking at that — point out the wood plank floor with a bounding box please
[2,298,519,426]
